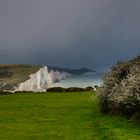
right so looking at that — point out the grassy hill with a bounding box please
[0,92,139,140]
[0,64,42,90]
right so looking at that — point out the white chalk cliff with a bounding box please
[17,66,68,92]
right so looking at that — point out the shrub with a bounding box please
[0,91,12,95]
[47,87,65,92]
[97,56,140,118]
[85,86,94,91]
[48,87,95,92]
[65,87,85,92]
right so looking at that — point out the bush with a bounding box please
[47,87,65,92]
[97,56,140,118]
[0,91,12,95]
[47,87,94,92]
[85,86,94,91]
[65,87,85,92]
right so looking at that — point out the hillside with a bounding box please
[0,64,42,90]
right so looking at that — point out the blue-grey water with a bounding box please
[53,73,103,88]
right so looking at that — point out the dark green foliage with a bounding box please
[47,87,65,92]
[0,86,96,94]
[85,86,94,91]
[47,87,95,92]
[0,91,12,95]
[65,87,85,92]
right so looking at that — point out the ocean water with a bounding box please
[52,73,103,88]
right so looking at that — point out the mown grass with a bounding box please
[0,92,139,140]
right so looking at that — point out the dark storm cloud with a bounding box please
[0,0,140,71]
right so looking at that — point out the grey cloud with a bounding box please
[0,0,140,72]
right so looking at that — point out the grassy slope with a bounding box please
[0,92,139,140]
[0,64,41,85]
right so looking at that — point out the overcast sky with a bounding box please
[0,0,140,72]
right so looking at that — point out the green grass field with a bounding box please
[0,92,139,140]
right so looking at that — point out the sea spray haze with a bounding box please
[97,56,140,118]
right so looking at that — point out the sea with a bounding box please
[52,73,103,88]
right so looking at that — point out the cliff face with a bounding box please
[17,66,67,92]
